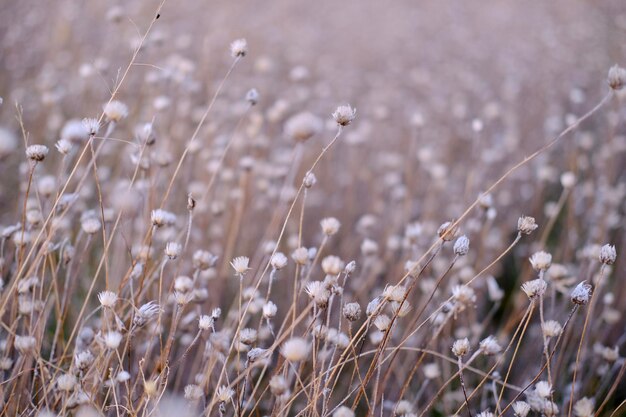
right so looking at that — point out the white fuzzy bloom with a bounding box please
[521,279,548,299]
[14,335,36,353]
[97,291,118,308]
[82,118,100,136]
[512,401,531,417]
[321,217,341,236]
[332,104,356,126]
[280,337,310,362]
[529,251,552,271]
[321,255,344,275]
[231,256,250,275]
[423,363,441,379]
[517,216,538,235]
[216,385,235,402]
[270,252,288,270]
[452,338,470,357]
[542,320,563,338]
[608,65,626,90]
[263,301,277,318]
[291,247,309,265]
[571,281,592,305]
[574,397,595,417]
[133,301,161,327]
[165,242,182,260]
[184,384,204,401]
[599,244,616,265]
[151,209,176,227]
[343,302,361,322]
[245,88,259,105]
[454,235,470,256]
[56,374,77,392]
[305,281,331,308]
[55,139,72,155]
[374,314,392,332]
[174,275,193,293]
[198,315,214,331]
[81,217,101,234]
[103,100,129,122]
[333,406,355,417]
[284,112,323,142]
[26,144,49,162]
[103,331,123,350]
[230,38,247,57]
[535,381,552,398]
[479,336,502,355]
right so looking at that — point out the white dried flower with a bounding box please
[269,375,288,396]
[231,256,250,275]
[517,216,538,235]
[230,39,247,57]
[303,171,317,188]
[81,217,101,234]
[437,221,458,241]
[454,235,470,256]
[305,281,331,308]
[14,335,36,353]
[133,301,161,327]
[423,363,441,379]
[284,112,323,142]
[55,139,72,155]
[394,400,413,416]
[192,250,218,270]
[263,301,277,318]
[321,217,341,236]
[535,381,552,398]
[198,315,214,331]
[521,279,547,299]
[103,100,129,122]
[82,118,100,136]
[151,209,176,227]
[452,338,470,357]
[599,244,616,265]
[542,320,562,338]
[529,251,552,271]
[165,242,182,260]
[26,144,49,162]
[321,255,344,275]
[574,397,595,417]
[216,385,235,402]
[74,350,94,371]
[270,252,288,270]
[97,291,118,308]
[103,331,123,350]
[245,88,259,105]
[560,171,576,188]
[343,302,361,322]
[479,336,501,355]
[374,314,392,332]
[333,406,355,417]
[571,281,593,305]
[291,247,309,265]
[184,384,204,401]
[512,401,531,417]
[57,374,77,392]
[280,337,309,362]
[174,291,192,305]
[332,104,356,126]
[608,65,626,90]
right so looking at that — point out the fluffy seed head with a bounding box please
[517,216,538,235]
[571,281,593,305]
[198,315,214,331]
[103,331,123,350]
[230,39,247,57]
[82,118,100,136]
[246,88,259,105]
[321,217,341,236]
[97,291,118,308]
[270,252,288,270]
[373,314,392,332]
[529,251,552,271]
[216,385,235,402]
[452,338,470,357]
[599,244,616,265]
[231,256,250,275]
[291,247,309,265]
[103,100,129,122]
[574,397,595,417]
[332,104,356,126]
[165,242,182,260]
[521,279,547,299]
[284,112,323,142]
[26,144,49,162]
[512,401,531,417]
[184,384,203,401]
[263,301,277,318]
[542,320,562,338]
[454,235,470,256]
[333,406,355,417]
[437,221,458,241]
[343,302,361,322]
[57,374,77,392]
[479,336,502,355]
[321,255,344,275]
[280,337,310,362]
[608,65,626,90]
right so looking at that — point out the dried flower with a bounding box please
[454,235,470,256]
[270,252,288,270]
[571,281,592,305]
[165,242,182,260]
[284,112,323,142]
[97,291,118,308]
[82,118,100,136]
[521,279,547,299]
[321,217,341,236]
[479,336,501,355]
[246,88,259,105]
[452,338,470,357]
[599,244,616,265]
[608,65,626,90]
[198,315,214,331]
[230,39,248,58]
[542,320,562,338]
[231,256,250,275]
[184,384,203,401]
[103,101,129,122]
[263,301,277,318]
[343,302,361,322]
[280,337,309,362]
[103,331,123,349]
[26,144,49,162]
[512,401,531,417]
[517,216,538,235]
[529,251,552,271]
[216,385,235,403]
[332,104,356,126]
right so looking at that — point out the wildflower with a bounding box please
[57,374,77,392]
[174,291,193,305]
[211,308,222,319]
[239,328,258,345]
[55,139,72,155]
[529,251,552,271]
[103,100,129,122]
[560,171,576,188]
[305,281,330,308]
[521,279,547,299]
[81,217,101,234]
[391,301,411,317]
[26,144,49,162]
[479,336,502,355]
[394,400,414,416]
[246,88,259,105]
[608,65,626,90]
[14,335,36,353]
[247,347,269,363]
[333,406,355,417]
[184,384,203,401]
[82,118,100,136]
[374,314,392,332]
[321,217,341,236]
[198,315,214,331]
[454,235,470,256]
[291,247,309,265]
[192,250,218,270]
[535,381,552,398]
[231,256,250,275]
[321,255,344,275]
[517,216,538,235]
[97,291,118,308]
[103,331,123,349]
[151,209,176,227]
[423,363,441,379]
[174,276,193,292]
[230,38,247,57]
[512,401,531,417]
[133,301,161,327]
[599,244,616,265]
[542,320,562,338]
[571,281,592,305]
[269,375,288,396]
[452,338,470,357]
[343,302,361,322]
[165,242,182,260]
[332,104,356,126]
[284,112,323,142]
[303,171,317,188]
[270,252,288,270]
[574,397,595,417]
[344,260,356,274]
[263,301,277,318]
[280,337,309,362]
[74,351,94,371]
[437,221,458,241]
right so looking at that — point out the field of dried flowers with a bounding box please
[0,1,625,416]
